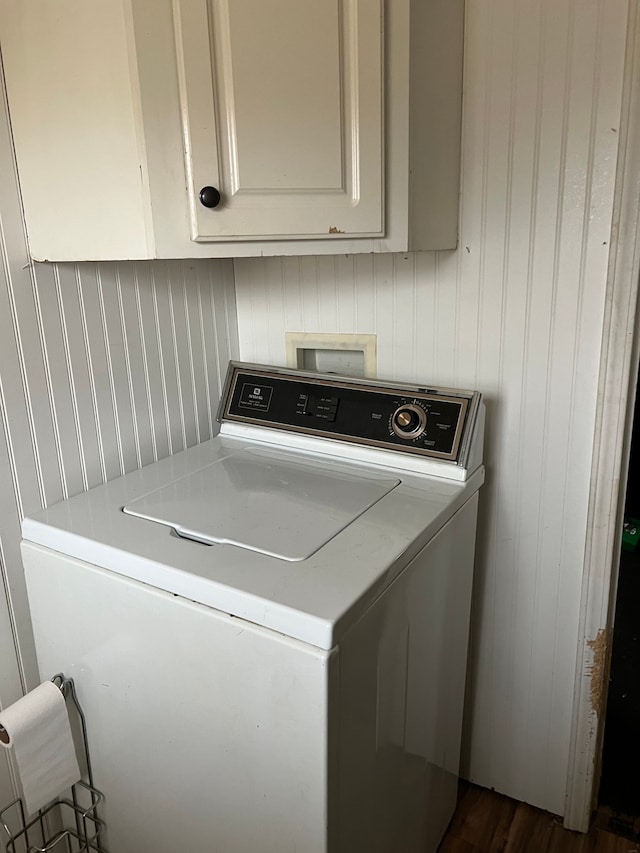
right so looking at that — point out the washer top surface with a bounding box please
[23,435,482,649]
[122,446,399,560]
[22,364,485,650]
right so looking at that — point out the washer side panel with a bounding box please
[336,494,478,852]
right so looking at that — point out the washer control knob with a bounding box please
[391,404,427,439]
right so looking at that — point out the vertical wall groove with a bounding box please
[116,265,142,471]
[76,265,106,485]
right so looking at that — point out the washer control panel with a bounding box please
[220,363,479,463]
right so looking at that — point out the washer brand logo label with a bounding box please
[239,383,273,412]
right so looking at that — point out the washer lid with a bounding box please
[122,447,400,561]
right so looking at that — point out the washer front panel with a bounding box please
[220,364,473,462]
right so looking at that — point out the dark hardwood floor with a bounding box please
[438,784,639,853]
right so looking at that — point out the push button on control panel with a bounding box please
[296,393,340,423]
[315,396,339,422]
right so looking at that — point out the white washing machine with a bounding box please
[21,362,484,853]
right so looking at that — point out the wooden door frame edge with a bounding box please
[564,0,640,832]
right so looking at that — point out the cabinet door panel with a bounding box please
[174,0,383,241]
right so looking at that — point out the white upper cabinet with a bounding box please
[175,0,384,242]
[0,0,463,261]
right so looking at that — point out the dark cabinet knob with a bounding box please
[199,186,221,208]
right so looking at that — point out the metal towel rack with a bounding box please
[0,674,108,853]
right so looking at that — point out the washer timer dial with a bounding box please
[391,403,427,439]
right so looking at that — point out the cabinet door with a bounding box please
[173,0,383,242]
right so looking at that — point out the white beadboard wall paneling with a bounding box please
[0,388,30,794]
[0,422,29,701]
[0,256,238,696]
[0,69,48,700]
[193,257,240,431]
[233,0,628,816]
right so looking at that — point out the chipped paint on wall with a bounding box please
[586,629,610,717]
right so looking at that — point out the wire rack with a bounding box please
[0,675,108,853]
